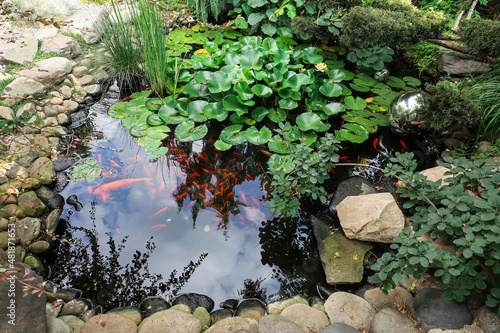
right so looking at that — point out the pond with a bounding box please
[44,81,442,311]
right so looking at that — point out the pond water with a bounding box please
[44,83,442,311]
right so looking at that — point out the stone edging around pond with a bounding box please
[1,5,500,333]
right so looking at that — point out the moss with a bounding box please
[461,18,500,59]
[419,82,482,134]
[340,5,447,49]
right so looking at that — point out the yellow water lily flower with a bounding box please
[365,97,374,104]
[315,62,327,72]
[194,49,211,57]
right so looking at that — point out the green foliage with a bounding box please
[461,18,500,59]
[405,41,445,77]
[416,0,464,18]
[470,69,500,141]
[419,82,482,134]
[0,77,16,93]
[267,123,340,216]
[71,160,102,182]
[341,5,447,49]
[371,152,500,315]
[346,44,394,71]
[187,0,226,22]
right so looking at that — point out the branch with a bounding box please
[466,0,479,20]
[439,34,461,41]
[425,39,496,63]
[452,8,465,33]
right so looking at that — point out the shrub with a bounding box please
[461,18,500,59]
[418,82,482,134]
[405,41,445,77]
[371,152,500,315]
[340,5,447,49]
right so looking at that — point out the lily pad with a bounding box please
[323,102,345,116]
[279,98,298,110]
[349,83,370,92]
[146,125,170,140]
[130,90,151,99]
[108,102,129,119]
[207,71,232,93]
[223,95,248,115]
[214,139,232,151]
[146,98,164,111]
[183,83,210,97]
[319,82,343,97]
[202,102,228,121]
[175,120,208,142]
[145,146,169,158]
[252,107,269,122]
[296,112,322,131]
[245,126,272,145]
[344,96,367,110]
[386,76,406,89]
[251,84,273,97]
[234,81,254,100]
[403,76,421,87]
[338,123,369,143]
[159,103,189,124]
[240,48,264,70]
[130,123,148,137]
[268,107,287,122]
[147,114,165,126]
[220,124,247,145]
[187,100,209,122]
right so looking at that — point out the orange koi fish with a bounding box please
[176,192,187,200]
[121,96,131,102]
[150,224,167,229]
[251,198,261,206]
[373,137,380,153]
[400,140,409,152]
[91,178,153,202]
[98,154,102,163]
[150,207,169,218]
[339,156,349,160]
[241,193,247,204]
[110,160,123,169]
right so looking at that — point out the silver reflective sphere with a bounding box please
[374,68,390,82]
[388,91,427,137]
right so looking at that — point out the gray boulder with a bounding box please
[413,288,473,331]
[259,315,307,333]
[324,292,376,331]
[65,6,107,44]
[337,193,404,243]
[364,287,415,314]
[476,306,500,333]
[320,323,359,333]
[371,307,420,333]
[312,216,372,284]
[205,317,258,333]
[82,313,137,333]
[438,50,491,76]
[1,34,38,65]
[138,309,201,333]
[29,157,56,185]
[329,176,377,213]
[41,34,82,58]
[4,77,46,99]
[0,263,46,332]
[15,217,41,244]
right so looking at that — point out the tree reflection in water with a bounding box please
[46,200,207,311]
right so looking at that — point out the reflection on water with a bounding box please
[46,84,325,310]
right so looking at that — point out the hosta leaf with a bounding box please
[296,112,322,131]
[245,126,272,145]
[175,120,208,142]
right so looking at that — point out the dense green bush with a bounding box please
[418,82,482,134]
[371,153,500,315]
[461,18,500,59]
[341,5,447,49]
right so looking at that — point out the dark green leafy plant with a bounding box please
[419,82,482,134]
[267,123,341,216]
[461,18,500,59]
[405,41,445,77]
[346,44,394,71]
[371,152,500,315]
[341,5,447,49]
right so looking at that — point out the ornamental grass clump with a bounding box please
[371,152,500,315]
[470,69,500,142]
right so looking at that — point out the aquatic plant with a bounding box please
[371,152,500,315]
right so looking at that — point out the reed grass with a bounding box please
[471,69,500,142]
